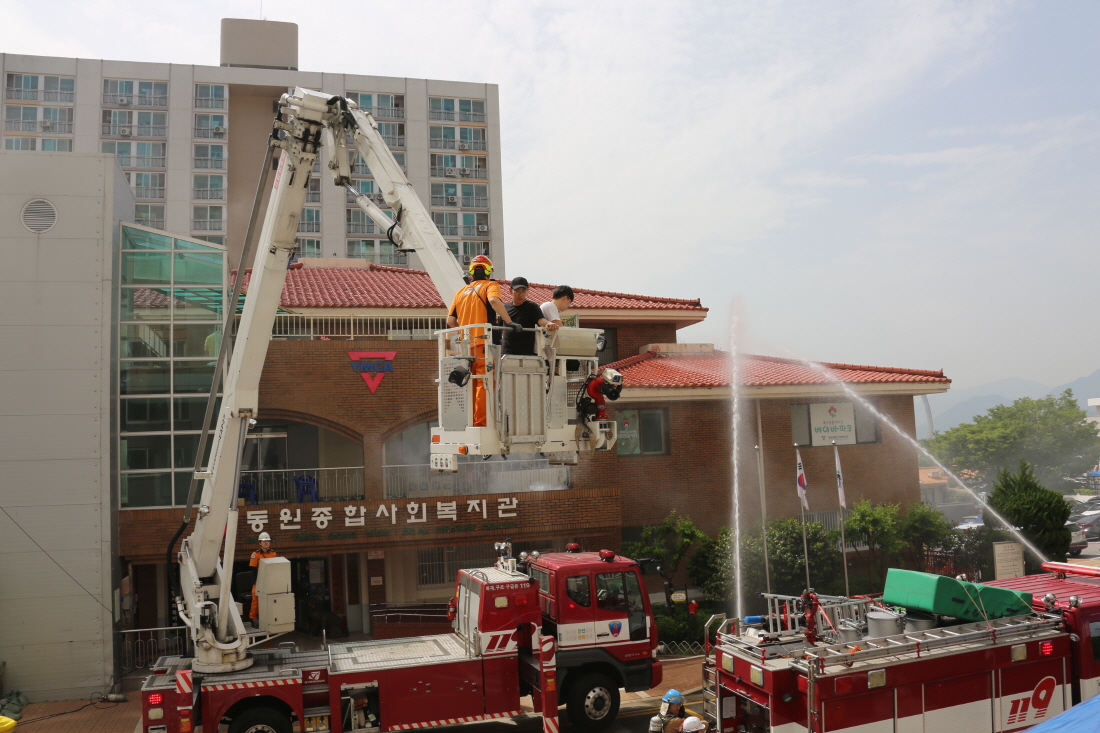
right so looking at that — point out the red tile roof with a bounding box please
[234,264,706,311]
[606,351,950,389]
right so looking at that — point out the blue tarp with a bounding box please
[1026,693,1100,732]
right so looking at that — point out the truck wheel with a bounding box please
[1070,548,1083,557]
[228,706,292,733]
[566,672,620,730]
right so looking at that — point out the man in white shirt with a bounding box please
[540,284,574,327]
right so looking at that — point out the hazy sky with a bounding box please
[6,1,1098,388]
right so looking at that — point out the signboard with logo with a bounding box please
[993,541,1025,580]
[670,591,687,602]
[347,351,397,394]
[809,402,856,446]
[616,409,640,455]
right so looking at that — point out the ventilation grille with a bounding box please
[22,199,57,233]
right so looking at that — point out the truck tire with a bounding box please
[1070,548,1083,557]
[566,672,620,730]
[228,706,293,733]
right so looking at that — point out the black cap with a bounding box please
[510,276,529,290]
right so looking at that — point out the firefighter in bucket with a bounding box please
[649,689,687,733]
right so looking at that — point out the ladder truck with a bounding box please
[701,562,1100,733]
[154,87,635,733]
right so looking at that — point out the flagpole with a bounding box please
[834,441,850,597]
[795,444,811,590]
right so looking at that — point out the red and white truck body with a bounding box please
[140,549,659,733]
[705,562,1100,733]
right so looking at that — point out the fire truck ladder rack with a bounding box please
[788,613,1064,673]
[702,614,727,727]
[761,592,875,637]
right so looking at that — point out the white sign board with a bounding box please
[993,541,1025,580]
[670,591,687,602]
[809,402,856,446]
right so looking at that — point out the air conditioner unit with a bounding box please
[477,225,489,232]
[447,196,457,203]
[118,96,131,105]
[445,167,457,177]
[39,120,52,130]
[213,126,226,134]
[119,127,133,136]
[372,193,385,203]
[459,168,471,176]
[458,143,469,150]
[462,255,472,264]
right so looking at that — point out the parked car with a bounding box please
[1067,521,1088,557]
[1075,513,1100,542]
[956,515,984,531]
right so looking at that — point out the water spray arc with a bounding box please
[797,357,1050,566]
[729,303,744,619]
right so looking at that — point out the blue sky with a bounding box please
[6,0,1098,388]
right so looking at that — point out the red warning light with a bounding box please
[148,693,163,706]
[598,549,616,562]
[1040,641,1054,656]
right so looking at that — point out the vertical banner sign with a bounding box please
[795,449,809,510]
[834,444,846,509]
[809,402,856,446]
[993,542,1025,580]
[347,351,397,394]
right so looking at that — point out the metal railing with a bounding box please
[193,157,225,169]
[305,190,321,203]
[382,135,404,148]
[383,459,571,499]
[137,125,167,137]
[804,507,868,551]
[119,626,192,674]
[259,313,445,339]
[431,196,458,207]
[430,138,457,150]
[346,221,375,234]
[366,106,404,119]
[41,122,73,133]
[239,466,365,504]
[193,188,225,200]
[429,110,456,121]
[138,95,168,107]
[351,162,371,175]
[134,187,164,199]
[194,96,226,109]
[133,156,165,168]
[135,218,164,229]
[435,224,459,236]
[369,602,449,623]
[346,190,373,204]
[461,197,488,208]
[44,90,74,103]
[297,220,321,233]
[6,88,38,100]
[194,127,226,138]
[658,640,706,657]
[462,225,489,237]
[192,219,224,231]
[431,167,455,177]
[457,140,487,151]
[459,111,486,123]
[3,120,37,132]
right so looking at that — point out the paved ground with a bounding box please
[7,696,143,733]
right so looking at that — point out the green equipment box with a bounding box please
[881,568,1032,622]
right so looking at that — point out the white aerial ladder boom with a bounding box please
[175,88,617,673]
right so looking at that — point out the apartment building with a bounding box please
[1,18,506,275]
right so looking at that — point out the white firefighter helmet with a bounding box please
[601,368,623,386]
[680,717,707,732]
[258,532,272,542]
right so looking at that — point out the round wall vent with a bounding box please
[22,199,58,233]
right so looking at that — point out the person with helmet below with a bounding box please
[678,716,708,732]
[248,531,278,627]
[446,255,521,427]
[649,689,687,733]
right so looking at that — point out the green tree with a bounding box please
[928,390,1100,493]
[688,519,842,614]
[844,500,905,584]
[622,511,705,607]
[986,460,1071,569]
[897,502,955,570]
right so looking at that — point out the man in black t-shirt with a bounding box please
[502,276,558,355]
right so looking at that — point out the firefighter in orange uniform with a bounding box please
[446,255,521,427]
[249,531,278,626]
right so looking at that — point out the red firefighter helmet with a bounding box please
[468,254,493,276]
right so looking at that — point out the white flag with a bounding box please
[796,449,809,510]
[834,444,846,509]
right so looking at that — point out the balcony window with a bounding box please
[134,204,165,229]
[375,94,404,119]
[377,122,404,148]
[298,208,321,233]
[103,79,134,105]
[134,142,166,168]
[193,143,225,169]
[102,109,133,136]
[136,111,167,137]
[132,172,166,199]
[192,205,224,231]
[6,73,39,101]
[392,152,406,173]
[458,127,487,151]
[351,239,408,266]
[346,179,373,203]
[346,239,373,259]
[43,76,75,103]
[194,84,226,109]
[462,241,489,258]
[431,154,458,178]
[461,183,488,208]
[346,209,374,234]
[297,238,322,258]
[137,81,168,107]
[103,140,132,166]
[305,177,321,203]
[458,98,486,123]
[432,211,458,236]
[460,155,488,178]
[4,104,37,132]
[461,212,490,237]
[194,114,226,139]
[40,106,74,133]
[429,97,455,121]
[3,137,36,150]
[193,174,225,200]
[431,182,458,207]
[430,125,456,149]
[346,92,371,109]
[41,138,72,152]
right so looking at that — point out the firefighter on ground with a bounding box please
[649,689,687,733]
[249,531,278,625]
[446,255,521,427]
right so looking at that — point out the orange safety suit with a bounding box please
[448,278,502,427]
[249,548,278,620]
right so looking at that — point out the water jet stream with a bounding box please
[729,303,743,619]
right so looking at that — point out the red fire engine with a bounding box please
[141,547,659,733]
[703,561,1100,732]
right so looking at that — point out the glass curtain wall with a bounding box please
[118,224,225,508]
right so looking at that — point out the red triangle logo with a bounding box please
[347,351,398,394]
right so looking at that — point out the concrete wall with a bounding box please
[0,151,129,700]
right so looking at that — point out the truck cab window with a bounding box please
[530,566,549,593]
[1091,621,1100,662]
[596,572,628,613]
[566,575,591,607]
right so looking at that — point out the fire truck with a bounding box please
[702,561,1100,733]
[142,545,659,733]
[144,86,642,733]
